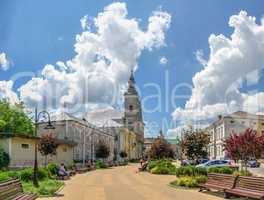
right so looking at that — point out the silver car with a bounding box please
[196,160,231,168]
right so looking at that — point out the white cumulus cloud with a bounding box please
[80,15,91,30]
[195,49,207,66]
[0,53,10,71]
[0,81,19,105]
[19,2,171,113]
[159,56,168,65]
[173,11,264,124]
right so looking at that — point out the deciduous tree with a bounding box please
[95,140,110,160]
[119,151,128,159]
[38,134,58,166]
[223,129,264,171]
[0,100,34,135]
[181,129,210,161]
[0,148,10,169]
[149,137,174,159]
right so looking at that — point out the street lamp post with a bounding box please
[33,108,55,187]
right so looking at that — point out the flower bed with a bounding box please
[148,159,176,175]
[170,166,252,189]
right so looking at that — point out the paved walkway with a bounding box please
[41,164,223,200]
[248,164,264,177]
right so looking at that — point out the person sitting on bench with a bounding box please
[138,159,148,172]
[58,163,69,178]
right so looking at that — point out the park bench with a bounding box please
[75,164,90,174]
[0,179,38,200]
[199,173,237,192]
[225,176,264,199]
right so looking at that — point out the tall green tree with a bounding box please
[181,128,210,161]
[95,140,110,160]
[0,100,34,135]
[149,137,174,159]
[0,148,10,169]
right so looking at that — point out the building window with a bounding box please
[230,120,235,124]
[217,146,220,157]
[21,144,29,149]
[63,147,67,152]
[129,105,133,111]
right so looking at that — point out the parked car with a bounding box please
[247,160,260,168]
[197,159,209,164]
[181,160,196,166]
[196,159,232,168]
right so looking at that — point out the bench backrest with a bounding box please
[0,179,23,200]
[207,173,236,187]
[235,176,264,192]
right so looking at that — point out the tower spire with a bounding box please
[129,69,135,84]
[126,69,137,95]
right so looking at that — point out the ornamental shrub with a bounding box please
[0,172,9,182]
[176,166,193,177]
[147,160,158,171]
[20,168,33,182]
[208,167,234,174]
[0,148,10,169]
[148,159,176,175]
[175,166,207,177]
[95,160,107,169]
[176,176,198,188]
[20,168,48,182]
[6,170,20,179]
[37,168,48,180]
[195,175,207,184]
[150,166,170,174]
[194,167,208,176]
[170,175,207,188]
[47,163,59,176]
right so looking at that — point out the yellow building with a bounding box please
[119,128,137,160]
[0,134,76,168]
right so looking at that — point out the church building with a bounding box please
[37,71,144,163]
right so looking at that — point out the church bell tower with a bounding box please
[124,70,144,156]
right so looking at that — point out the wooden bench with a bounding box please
[225,176,264,199]
[0,179,38,200]
[75,165,90,174]
[199,173,237,192]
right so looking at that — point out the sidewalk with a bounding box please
[40,164,223,200]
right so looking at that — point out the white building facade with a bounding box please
[38,113,115,162]
[207,111,264,160]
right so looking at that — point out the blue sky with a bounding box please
[1,0,264,137]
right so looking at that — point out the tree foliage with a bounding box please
[38,134,59,166]
[95,140,110,159]
[223,129,264,169]
[181,129,210,160]
[0,148,10,169]
[149,137,174,159]
[119,151,128,158]
[0,100,34,135]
